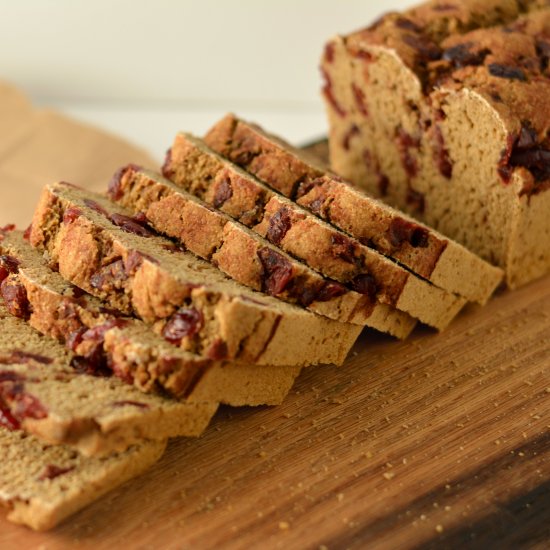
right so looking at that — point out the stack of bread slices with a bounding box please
[0,114,502,530]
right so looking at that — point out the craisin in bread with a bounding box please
[0,427,165,531]
[108,163,418,338]
[163,134,466,330]
[0,228,301,406]
[321,0,550,288]
[0,301,217,456]
[204,114,503,304]
[29,182,362,367]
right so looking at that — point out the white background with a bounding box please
[1,0,417,160]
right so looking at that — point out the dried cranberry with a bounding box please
[488,63,526,81]
[0,404,20,430]
[82,319,128,343]
[321,68,347,118]
[342,124,360,151]
[0,255,20,283]
[63,207,82,224]
[516,123,538,149]
[402,34,442,63]
[377,173,390,196]
[442,43,489,68]
[38,464,74,481]
[0,371,25,382]
[352,84,369,117]
[510,148,550,182]
[213,177,234,208]
[124,250,145,275]
[266,207,292,245]
[315,281,347,302]
[536,39,550,71]
[111,400,149,409]
[161,148,174,179]
[351,274,378,302]
[90,259,128,291]
[70,356,110,377]
[406,188,426,213]
[107,164,141,200]
[110,213,154,237]
[331,234,356,264]
[12,392,48,421]
[162,308,203,345]
[2,351,52,365]
[394,17,422,32]
[207,338,228,360]
[433,125,453,179]
[0,224,15,234]
[389,218,429,249]
[257,248,293,295]
[324,42,335,63]
[66,327,87,352]
[396,128,420,178]
[1,277,30,319]
[84,199,109,218]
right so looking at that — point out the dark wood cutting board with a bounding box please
[0,273,548,549]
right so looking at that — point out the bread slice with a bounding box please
[0,427,165,531]
[0,302,217,456]
[204,114,503,304]
[0,228,301,406]
[29,182,361,366]
[108,163,417,338]
[163,134,465,330]
[320,4,550,289]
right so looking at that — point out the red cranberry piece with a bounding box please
[406,188,425,213]
[433,125,453,179]
[315,281,347,302]
[12,392,48,421]
[394,17,422,32]
[0,224,16,236]
[402,34,441,63]
[266,207,292,245]
[0,371,25,381]
[257,248,293,295]
[488,63,526,82]
[0,404,20,430]
[342,124,360,151]
[396,128,420,179]
[324,42,335,63]
[110,213,154,238]
[1,277,31,319]
[389,218,429,249]
[377,173,390,196]
[38,464,75,481]
[70,356,110,377]
[82,319,129,342]
[213,177,233,208]
[536,39,550,71]
[5,351,52,365]
[107,164,141,200]
[352,84,369,117]
[83,199,109,218]
[23,224,32,241]
[331,234,357,264]
[351,274,378,302]
[0,255,20,283]
[442,43,489,68]
[321,68,347,118]
[207,338,228,360]
[161,148,174,179]
[66,327,87,352]
[162,308,204,345]
[90,259,128,291]
[63,207,82,224]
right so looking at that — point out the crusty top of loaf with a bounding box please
[344,1,550,192]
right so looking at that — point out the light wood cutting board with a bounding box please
[0,274,548,549]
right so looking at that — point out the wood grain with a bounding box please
[1,276,549,549]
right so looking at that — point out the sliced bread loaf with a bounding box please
[0,427,165,530]
[203,114,503,304]
[0,228,301,406]
[162,134,465,330]
[0,301,217,456]
[29,183,362,366]
[107,163,416,338]
[320,4,550,288]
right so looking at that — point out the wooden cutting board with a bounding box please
[0,274,548,548]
